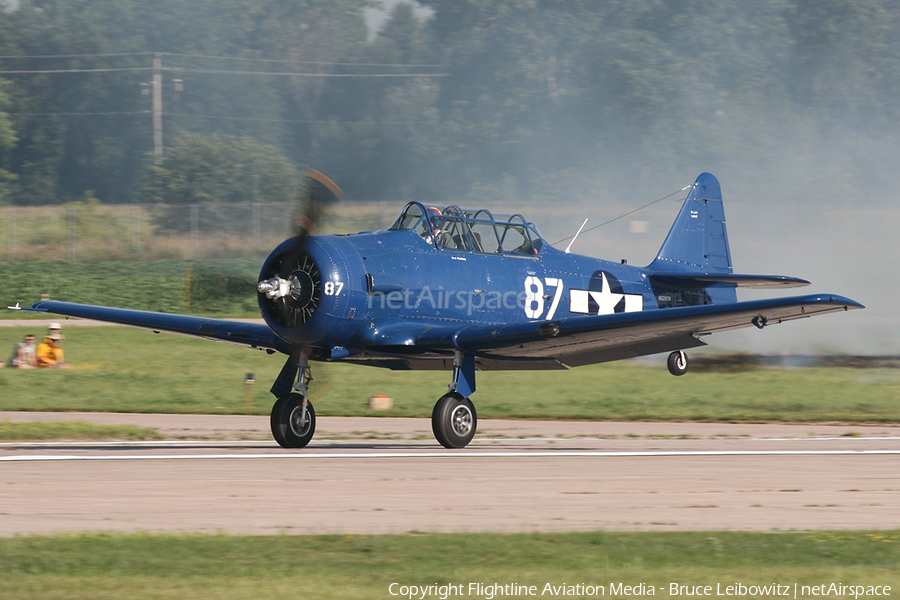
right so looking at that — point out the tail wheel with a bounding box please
[270,394,316,448]
[667,350,688,376]
[432,392,477,449]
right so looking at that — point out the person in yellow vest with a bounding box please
[36,333,71,369]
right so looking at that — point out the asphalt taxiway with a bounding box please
[1,413,898,536]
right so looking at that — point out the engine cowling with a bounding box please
[257,235,366,348]
[257,250,321,327]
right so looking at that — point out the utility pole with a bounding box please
[152,53,163,164]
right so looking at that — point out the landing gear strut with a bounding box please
[270,352,317,448]
[667,350,689,376]
[431,350,478,448]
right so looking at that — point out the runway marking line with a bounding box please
[3,449,900,462]
[2,436,898,449]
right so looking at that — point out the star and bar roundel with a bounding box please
[569,271,643,316]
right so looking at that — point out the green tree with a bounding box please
[423,1,680,195]
[2,0,369,204]
[141,132,302,205]
[786,0,899,128]
[141,132,303,235]
[251,0,370,162]
[311,1,440,199]
[4,0,900,209]
[0,78,18,205]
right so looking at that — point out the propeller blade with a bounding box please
[280,169,343,277]
[293,169,343,239]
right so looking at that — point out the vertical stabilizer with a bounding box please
[649,172,732,274]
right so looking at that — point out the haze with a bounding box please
[0,0,895,354]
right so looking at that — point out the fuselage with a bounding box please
[257,201,673,358]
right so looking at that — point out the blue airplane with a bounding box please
[17,172,863,448]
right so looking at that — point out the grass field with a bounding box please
[0,420,161,441]
[1,326,899,423]
[0,259,262,315]
[1,531,897,600]
[3,327,896,598]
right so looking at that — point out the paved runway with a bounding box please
[1,413,898,536]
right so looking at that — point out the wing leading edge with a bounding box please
[26,300,289,353]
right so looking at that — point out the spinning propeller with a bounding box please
[257,169,343,328]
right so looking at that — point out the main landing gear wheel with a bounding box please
[667,350,689,376]
[432,392,477,449]
[270,394,316,448]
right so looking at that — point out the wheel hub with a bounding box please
[450,404,473,436]
[289,405,311,437]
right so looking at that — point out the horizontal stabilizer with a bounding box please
[650,273,810,290]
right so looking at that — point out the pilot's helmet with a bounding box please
[425,207,443,232]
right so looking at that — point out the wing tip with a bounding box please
[802,294,864,310]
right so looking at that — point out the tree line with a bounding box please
[0,0,897,207]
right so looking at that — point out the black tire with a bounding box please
[667,351,688,376]
[432,393,477,449]
[270,394,316,448]
[431,397,448,448]
[270,396,290,447]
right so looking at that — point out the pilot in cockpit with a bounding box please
[422,206,443,246]
[427,208,467,250]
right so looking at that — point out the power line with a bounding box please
[0,51,444,69]
[0,52,153,59]
[161,52,444,68]
[165,112,432,125]
[0,67,155,74]
[169,67,447,77]
[7,110,431,125]
[0,66,446,77]
[0,51,447,161]
[9,111,150,116]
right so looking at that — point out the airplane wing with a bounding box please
[422,294,864,369]
[23,294,863,371]
[22,300,290,354]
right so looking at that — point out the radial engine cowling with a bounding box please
[257,253,320,327]
[257,235,365,347]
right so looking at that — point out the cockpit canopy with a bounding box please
[390,202,544,256]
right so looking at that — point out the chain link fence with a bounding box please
[1,202,398,263]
